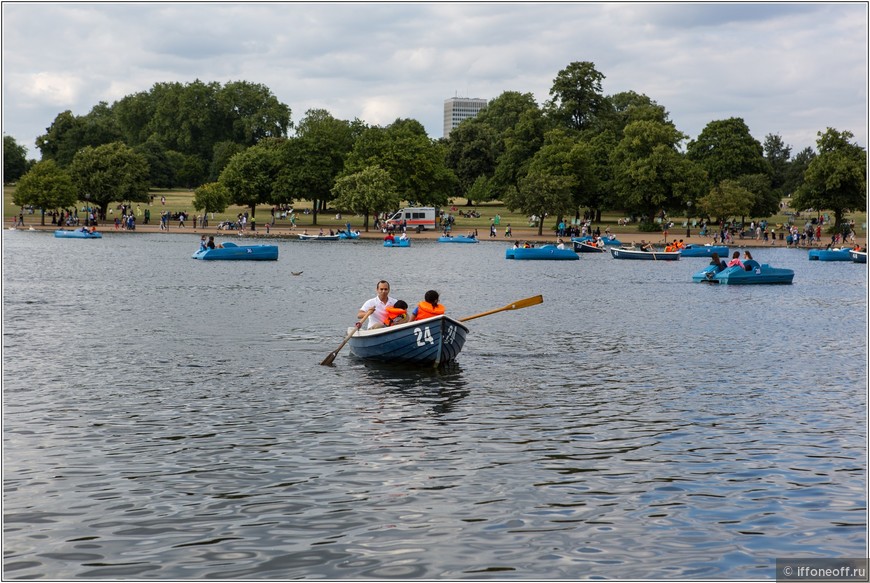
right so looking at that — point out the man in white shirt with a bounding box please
[357,280,396,329]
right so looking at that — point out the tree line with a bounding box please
[6,62,866,231]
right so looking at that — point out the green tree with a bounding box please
[331,165,400,231]
[737,173,780,219]
[274,109,356,224]
[545,61,607,132]
[4,135,30,182]
[526,129,596,224]
[217,80,292,145]
[697,179,756,224]
[218,142,281,218]
[134,138,174,188]
[209,141,246,181]
[610,120,707,224]
[792,128,867,229]
[502,171,576,236]
[193,181,232,216]
[763,133,792,196]
[12,160,78,224]
[36,110,83,166]
[492,106,547,194]
[445,120,498,202]
[69,142,150,217]
[686,117,768,185]
[343,119,455,208]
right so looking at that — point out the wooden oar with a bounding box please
[321,310,372,366]
[460,295,543,322]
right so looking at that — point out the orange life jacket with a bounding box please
[383,306,407,326]
[415,301,445,320]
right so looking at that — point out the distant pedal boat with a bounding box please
[348,315,469,366]
[438,235,478,243]
[192,241,278,260]
[384,238,411,247]
[506,245,578,260]
[692,263,794,284]
[808,248,853,261]
[679,244,729,258]
[54,229,102,238]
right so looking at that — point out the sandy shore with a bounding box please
[11,221,866,249]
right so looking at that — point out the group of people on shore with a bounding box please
[356,281,445,330]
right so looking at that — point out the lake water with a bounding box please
[2,231,867,579]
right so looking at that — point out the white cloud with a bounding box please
[1,3,866,158]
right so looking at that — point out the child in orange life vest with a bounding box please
[412,290,445,321]
[369,300,410,329]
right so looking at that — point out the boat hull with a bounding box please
[572,236,621,247]
[348,315,469,366]
[54,230,102,238]
[850,250,867,263]
[384,239,411,247]
[680,244,729,258]
[573,241,604,253]
[610,248,680,260]
[809,248,853,261]
[438,236,478,243]
[299,234,340,241]
[693,264,794,284]
[192,244,278,260]
[337,230,360,239]
[508,245,578,260]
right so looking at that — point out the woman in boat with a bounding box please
[411,290,445,321]
[727,251,744,268]
[743,250,760,271]
[640,240,653,252]
[207,236,218,249]
[709,253,727,272]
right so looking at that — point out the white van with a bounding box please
[384,207,440,231]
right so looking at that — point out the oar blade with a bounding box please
[460,294,543,322]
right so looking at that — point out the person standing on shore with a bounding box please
[357,280,396,330]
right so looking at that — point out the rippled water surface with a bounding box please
[3,231,867,579]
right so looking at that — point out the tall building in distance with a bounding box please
[443,96,488,138]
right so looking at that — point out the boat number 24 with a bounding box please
[414,325,456,347]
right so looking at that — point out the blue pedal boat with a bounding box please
[506,245,578,260]
[348,315,469,366]
[192,241,278,260]
[692,262,794,284]
[337,230,360,239]
[808,248,853,261]
[384,238,411,247]
[680,244,729,258]
[850,250,867,263]
[438,235,478,243]
[54,229,102,239]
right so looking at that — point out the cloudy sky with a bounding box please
[2,2,867,161]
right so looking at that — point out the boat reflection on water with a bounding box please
[352,359,470,417]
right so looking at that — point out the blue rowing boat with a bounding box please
[610,247,680,260]
[679,244,729,258]
[571,235,622,247]
[384,238,411,247]
[808,248,853,261]
[692,262,794,284]
[851,250,867,263]
[506,245,578,260]
[348,315,469,366]
[299,233,340,241]
[438,235,478,243]
[192,241,278,260]
[54,229,102,239]
[573,241,605,253]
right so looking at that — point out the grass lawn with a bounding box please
[4,185,866,236]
